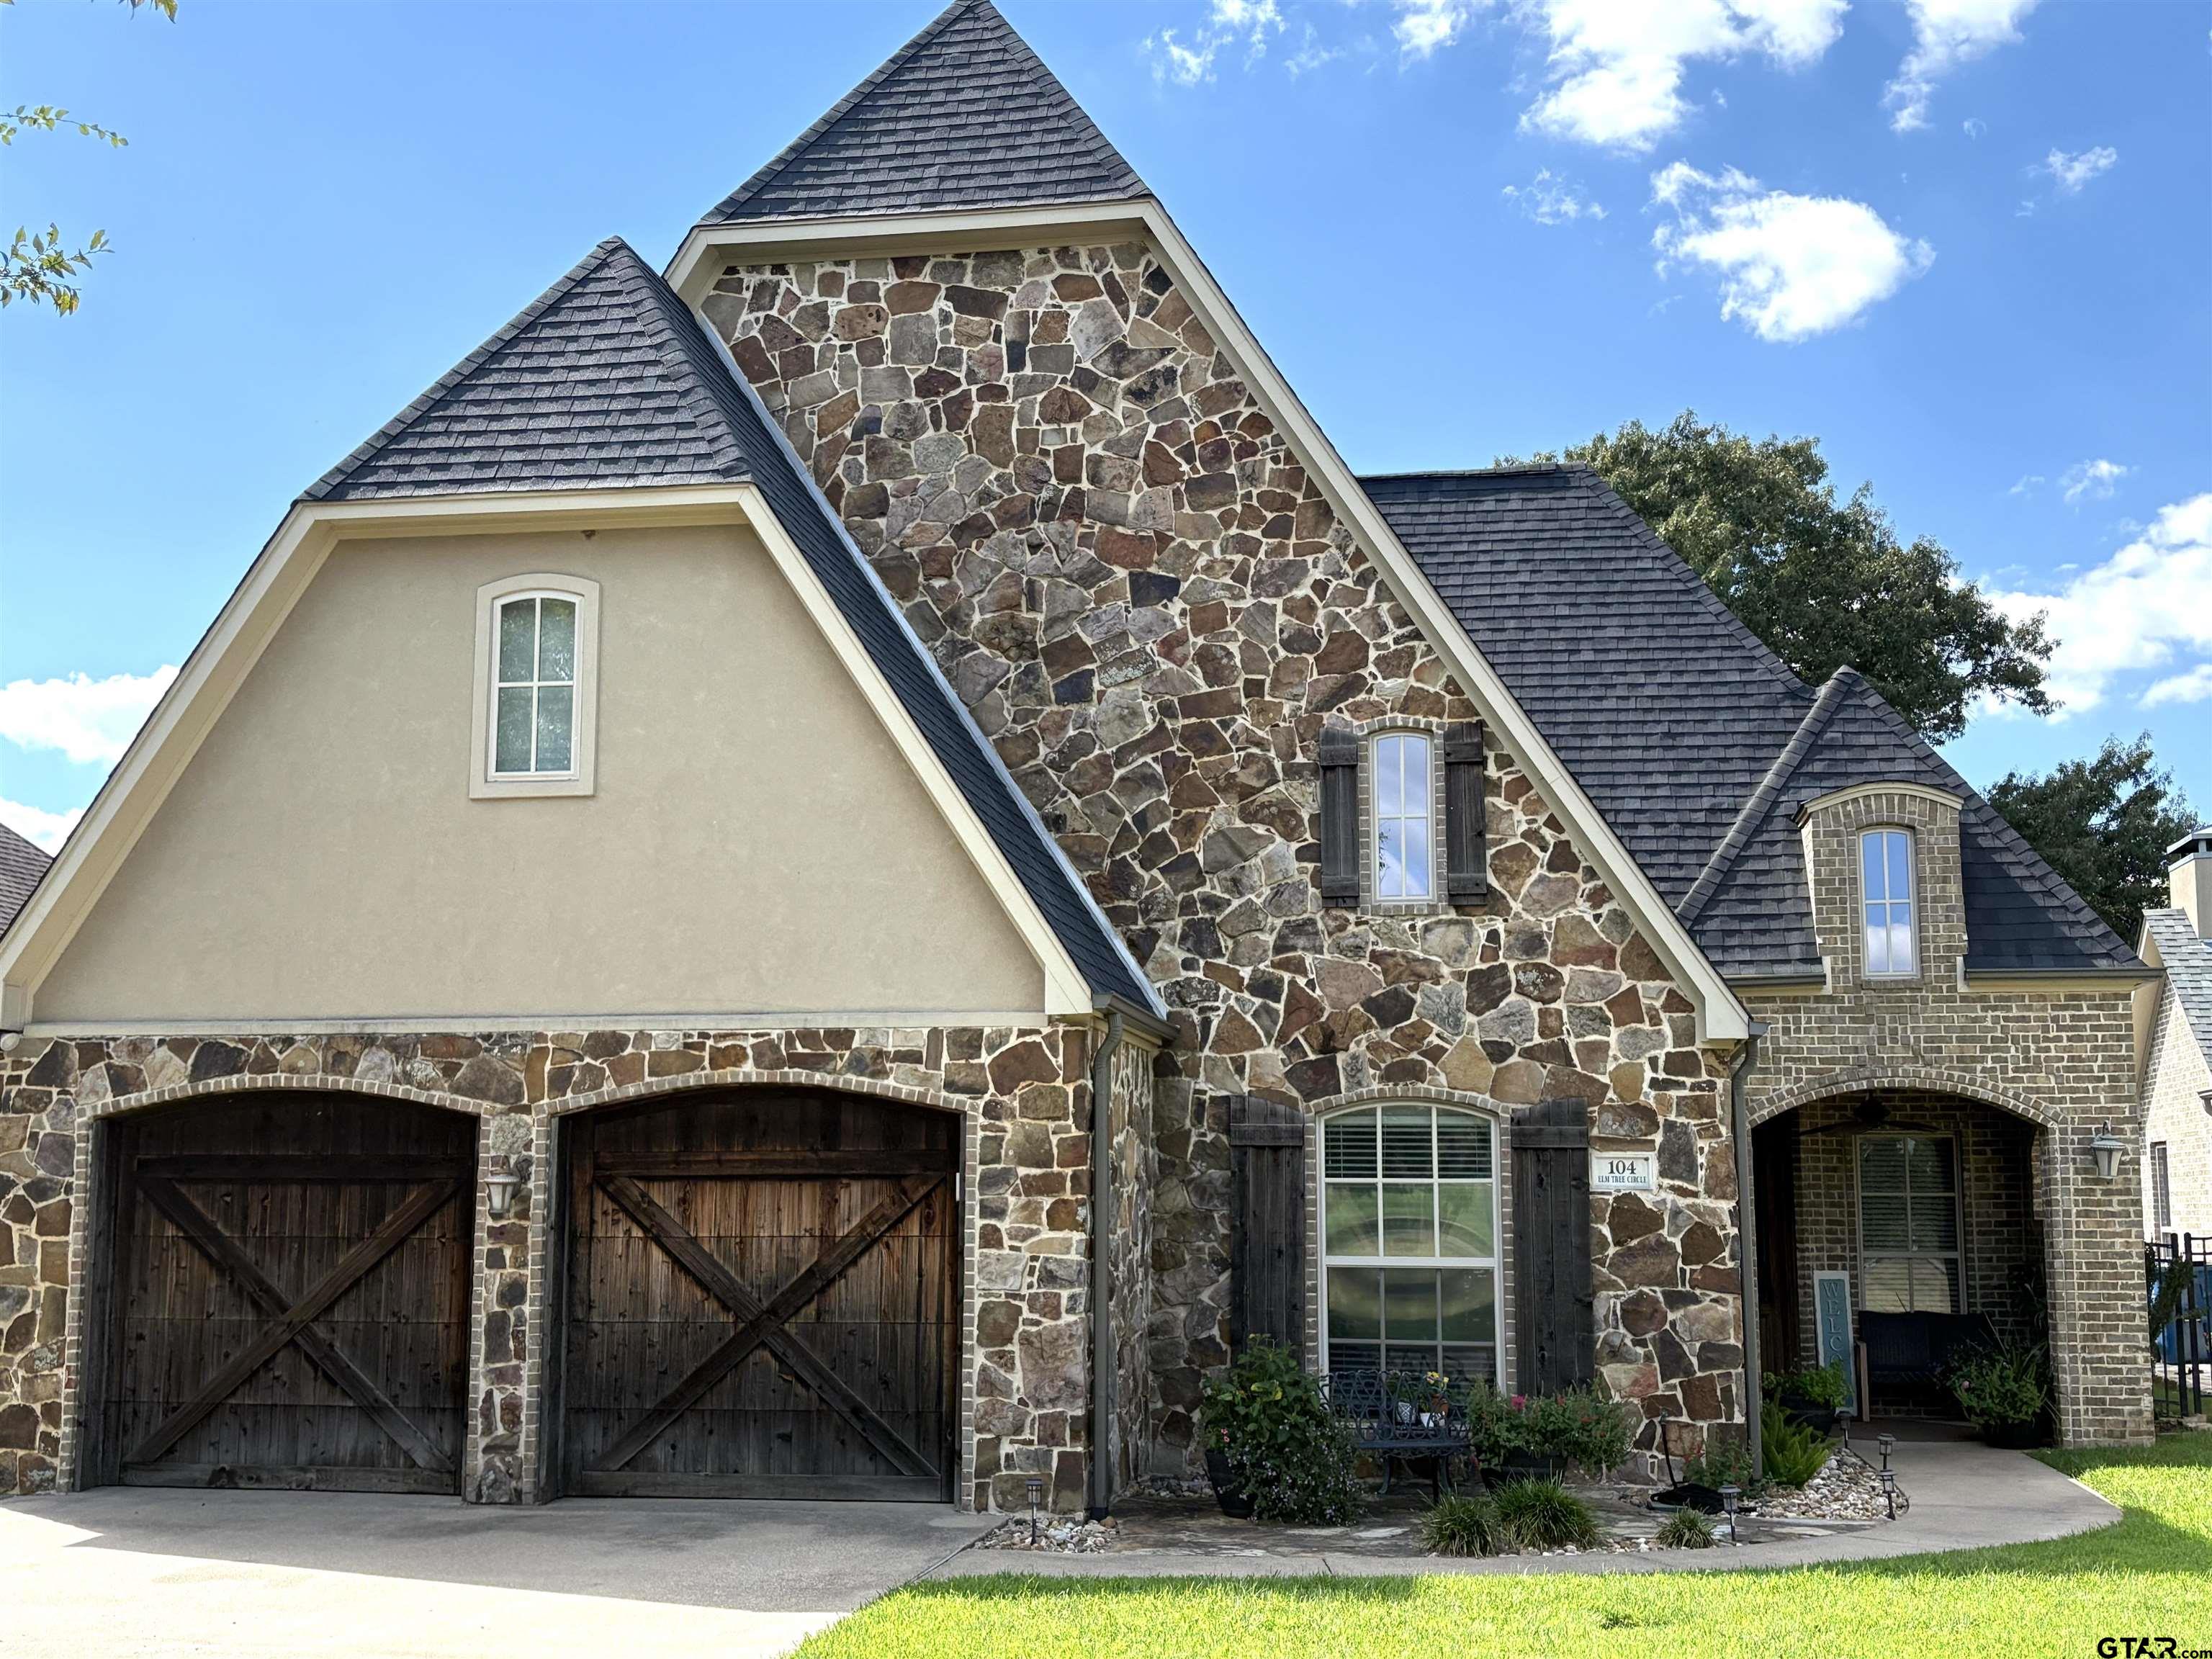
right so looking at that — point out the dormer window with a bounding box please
[1861,828,1917,976]
[471,573,600,799]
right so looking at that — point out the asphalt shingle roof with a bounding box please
[2145,906,2212,1061]
[307,237,1156,1016]
[1361,464,2141,979]
[698,0,1147,225]
[0,822,50,936]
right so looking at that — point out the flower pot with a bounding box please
[1778,1395,1838,1435]
[1977,1418,2044,1450]
[1205,1448,1256,1517]
[1482,1452,1563,1488]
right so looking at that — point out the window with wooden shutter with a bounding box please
[1318,727,1361,904]
[1444,721,1486,901]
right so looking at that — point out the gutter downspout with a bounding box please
[1731,1021,1770,1475]
[1087,1007,1127,1521]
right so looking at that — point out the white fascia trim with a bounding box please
[0,482,1088,1026]
[672,199,1749,1043]
[729,485,1094,1019]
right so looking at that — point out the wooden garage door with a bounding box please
[559,1089,958,1501]
[97,1094,475,1494]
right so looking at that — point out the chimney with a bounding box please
[2171,827,2212,940]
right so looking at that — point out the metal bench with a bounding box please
[1321,1370,1473,1498]
[1858,1310,1997,1410]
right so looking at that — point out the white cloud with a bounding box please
[1145,0,1285,84]
[0,666,176,766]
[1962,116,1987,138]
[1285,23,1343,76]
[1502,168,1607,223]
[0,799,81,857]
[2009,474,2044,495]
[1984,493,2212,715]
[2060,457,2128,504]
[2143,663,2212,709]
[1650,162,1934,341]
[1395,0,1483,59]
[1517,0,1847,150]
[1885,0,2037,133]
[2041,144,2117,194]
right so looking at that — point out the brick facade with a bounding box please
[2139,962,2211,1240]
[1743,786,2152,1445]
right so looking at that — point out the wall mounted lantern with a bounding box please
[485,1168,521,1219]
[2088,1122,2127,1182]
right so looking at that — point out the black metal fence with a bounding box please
[2147,1233,2208,1426]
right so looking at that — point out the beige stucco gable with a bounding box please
[34,519,1050,1027]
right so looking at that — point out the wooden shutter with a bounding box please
[1317,727,1361,905]
[1444,721,1487,901]
[1512,1100,1593,1395]
[1229,1095,1307,1355]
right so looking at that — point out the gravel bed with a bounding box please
[976,1516,1118,1553]
[1754,1450,1903,1521]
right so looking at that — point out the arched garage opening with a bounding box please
[84,1091,477,1493]
[552,1085,960,1502]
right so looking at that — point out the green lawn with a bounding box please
[799,1434,2212,1659]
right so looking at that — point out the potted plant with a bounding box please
[1197,1339,1361,1524]
[1763,1362,1848,1434]
[1946,1342,2051,1449]
[1202,1426,1255,1518]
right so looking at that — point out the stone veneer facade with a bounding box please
[1740,786,2152,1445]
[0,1020,1157,1507]
[709,238,1745,1476]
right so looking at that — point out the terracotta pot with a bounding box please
[1205,1448,1256,1518]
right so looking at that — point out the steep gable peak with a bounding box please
[698,0,1147,227]
[307,236,763,503]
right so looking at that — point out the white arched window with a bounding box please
[1320,1103,1500,1382]
[1860,828,1917,976]
[470,572,600,799]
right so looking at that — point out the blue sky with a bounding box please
[1,0,2206,854]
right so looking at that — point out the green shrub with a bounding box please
[1653,1506,1717,1549]
[1491,1477,1601,1550]
[1763,1362,1848,1409]
[1947,1342,2051,1430]
[1419,1491,1514,1557]
[1460,1382,1634,1477]
[1760,1398,1831,1487]
[1197,1338,1362,1525]
[1682,1434,1759,1493]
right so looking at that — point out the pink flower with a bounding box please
[1511,1395,1527,1410]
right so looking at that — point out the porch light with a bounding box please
[1026,1476,1045,1545]
[2087,1122,2127,1182]
[485,1169,521,1219]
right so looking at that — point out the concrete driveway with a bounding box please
[0,1489,994,1658]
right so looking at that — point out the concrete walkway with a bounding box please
[0,1488,993,1658]
[931,1441,2121,1581]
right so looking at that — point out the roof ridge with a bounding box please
[700,0,1144,227]
[1677,668,1853,927]
[706,1,981,225]
[304,237,631,503]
